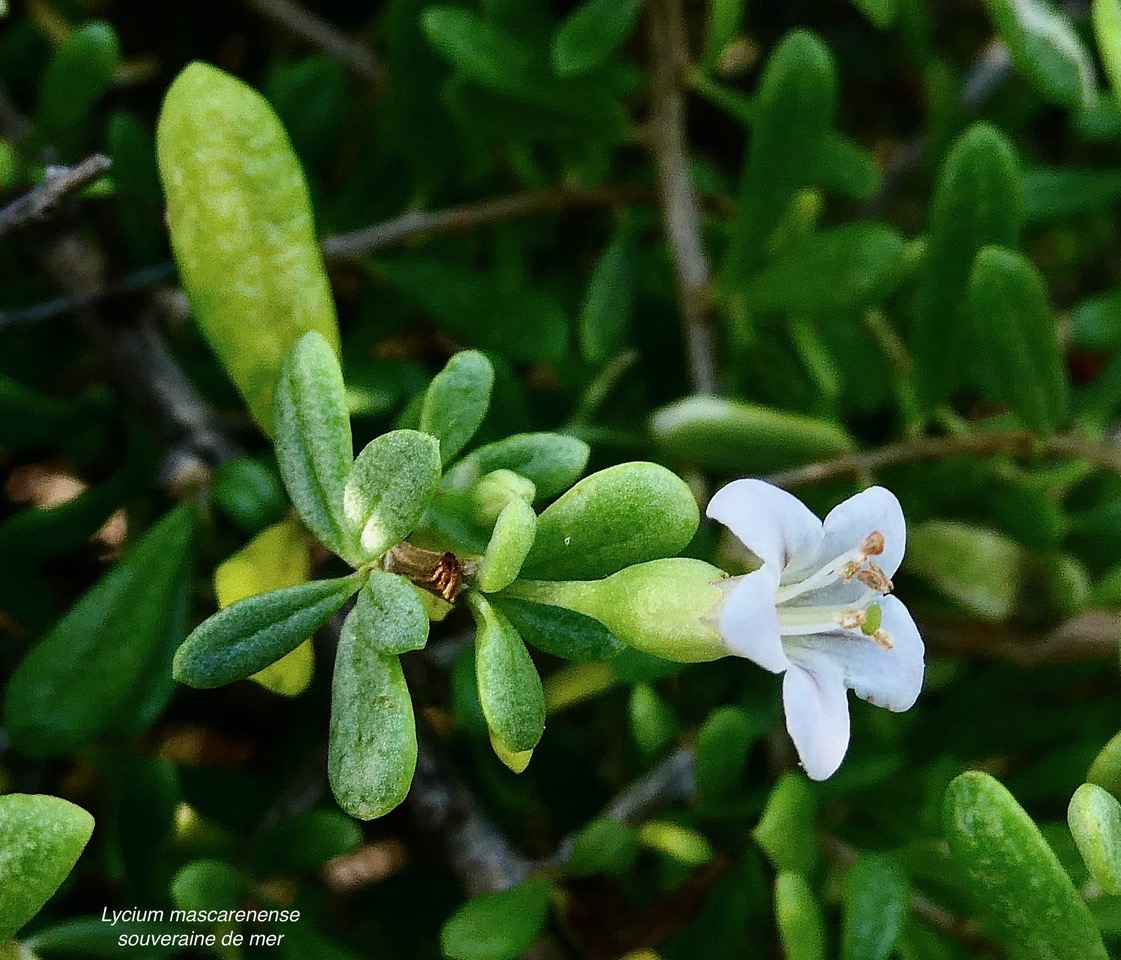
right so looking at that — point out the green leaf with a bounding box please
[701,0,748,65]
[420,351,495,464]
[3,505,195,756]
[564,817,639,876]
[985,0,1095,108]
[24,917,190,957]
[174,574,361,689]
[1089,730,1121,797]
[1072,286,1121,350]
[97,753,179,899]
[492,595,624,661]
[156,62,340,433]
[422,8,628,137]
[628,683,680,754]
[107,111,166,267]
[170,860,242,911]
[214,518,315,696]
[906,521,1026,621]
[469,470,536,527]
[343,430,442,559]
[1069,782,1121,895]
[651,396,853,474]
[442,433,590,502]
[1071,286,1121,351]
[211,457,287,534]
[551,0,644,77]
[273,331,355,559]
[579,224,639,363]
[520,462,698,580]
[814,134,883,201]
[0,795,94,942]
[329,642,416,820]
[913,122,1022,405]
[754,772,818,874]
[36,22,120,161]
[637,821,714,865]
[440,876,553,960]
[696,706,758,808]
[967,247,1068,435]
[850,0,897,28]
[340,570,430,655]
[379,260,569,362]
[721,29,836,283]
[468,592,546,754]
[1094,0,1121,109]
[841,856,909,960]
[0,380,91,451]
[423,7,534,97]
[775,873,827,960]
[1022,167,1121,221]
[477,499,537,593]
[254,810,362,874]
[748,223,905,315]
[944,771,1109,960]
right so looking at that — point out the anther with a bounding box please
[836,609,866,630]
[872,629,893,650]
[862,531,885,556]
[857,563,893,594]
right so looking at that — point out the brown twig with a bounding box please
[408,723,535,895]
[241,0,381,84]
[764,429,1121,489]
[0,155,111,239]
[822,835,1000,956]
[322,184,654,262]
[921,610,1121,668]
[553,745,696,868]
[645,0,719,396]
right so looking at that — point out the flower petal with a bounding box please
[815,485,907,579]
[782,660,851,781]
[783,596,925,712]
[707,479,822,573]
[719,567,790,673]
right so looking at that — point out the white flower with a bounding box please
[707,479,924,781]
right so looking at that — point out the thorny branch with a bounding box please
[36,227,238,473]
[0,154,111,239]
[241,0,381,84]
[321,184,658,262]
[408,724,534,895]
[822,836,1000,956]
[646,0,719,396]
[764,429,1121,489]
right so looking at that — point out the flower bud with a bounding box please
[470,469,536,527]
[505,558,729,663]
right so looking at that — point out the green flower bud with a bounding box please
[211,457,287,533]
[505,558,728,663]
[470,469,537,527]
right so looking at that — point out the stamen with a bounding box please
[836,609,866,630]
[857,563,893,594]
[774,531,891,604]
[863,531,885,556]
[872,629,893,650]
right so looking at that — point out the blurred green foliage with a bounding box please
[8,0,1121,958]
